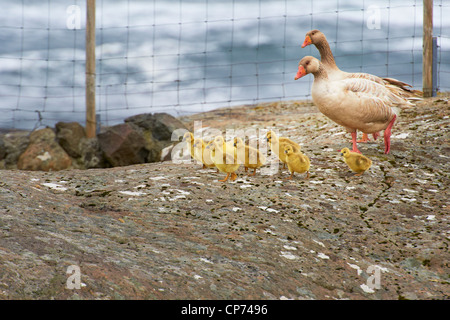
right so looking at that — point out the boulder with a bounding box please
[2,131,30,169]
[125,113,187,141]
[55,122,86,158]
[79,137,108,169]
[29,127,55,143]
[124,113,188,162]
[17,128,72,171]
[97,123,148,167]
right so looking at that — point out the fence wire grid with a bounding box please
[0,0,449,130]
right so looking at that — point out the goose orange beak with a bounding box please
[295,65,306,80]
[301,35,312,48]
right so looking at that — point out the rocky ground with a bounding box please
[0,97,448,300]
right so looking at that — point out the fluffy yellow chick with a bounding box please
[266,130,301,169]
[192,138,214,169]
[182,132,195,159]
[233,137,266,176]
[284,144,310,179]
[340,147,372,176]
[208,136,240,182]
[201,140,217,169]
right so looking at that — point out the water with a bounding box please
[0,0,449,130]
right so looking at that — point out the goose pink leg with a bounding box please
[372,132,379,141]
[351,132,362,154]
[383,114,397,154]
[357,133,370,143]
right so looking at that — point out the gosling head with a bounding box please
[193,138,202,148]
[182,132,193,142]
[205,140,215,150]
[340,147,351,158]
[233,137,244,148]
[266,130,278,143]
[284,144,294,155]
[213,135,225,149]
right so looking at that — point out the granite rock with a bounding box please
[17,128,72,171]
[97,123,149,167]
[0,97,448,300]
[55,122,86,158]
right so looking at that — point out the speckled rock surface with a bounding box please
[0,97,448,300]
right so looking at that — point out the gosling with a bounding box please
[340,147,372,176]
[284,144,310,179]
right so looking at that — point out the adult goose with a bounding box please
[301,29,420,142]
[295,56,413,154]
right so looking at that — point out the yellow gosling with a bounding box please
[284,144,310,180]
[340,147,372,176]
[233,137,266,176]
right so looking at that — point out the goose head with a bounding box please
[295,56,320,80]
[302,29,326,48]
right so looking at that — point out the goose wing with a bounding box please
[344,78,413,110]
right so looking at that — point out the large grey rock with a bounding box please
[55,122,86,158]
[78,137,107,169]
[125,113,187,141]
[124,113,188,162]
[1,131,30,169]
[97,123,148,167]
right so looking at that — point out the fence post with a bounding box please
[422,0,433,98]
[86,0,96,138]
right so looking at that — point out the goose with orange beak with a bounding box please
[294,63,306,80]
[294,56,412,154]
[301,34,312,48]
[300,29,420,144]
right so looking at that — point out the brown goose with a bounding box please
[295,56,413,154]
[301,29,421,142]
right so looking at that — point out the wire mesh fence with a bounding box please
[0,0,449,131]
